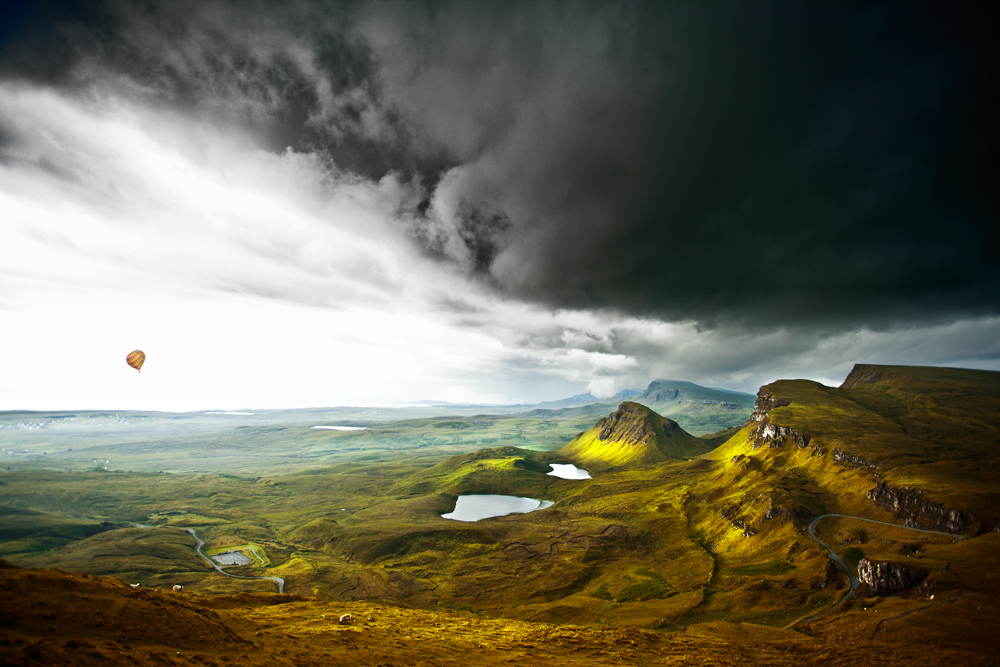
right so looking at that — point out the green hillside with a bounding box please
[558,402,713,469]
[731,364,1000,532]
[1,364,998,647]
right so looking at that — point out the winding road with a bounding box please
[186,528,285,594]
[787,513,957,628]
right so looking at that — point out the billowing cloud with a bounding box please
[0,1,997,409]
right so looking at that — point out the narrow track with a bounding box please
[186,527,285,593]
[787,513,955,629]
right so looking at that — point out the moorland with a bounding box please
[2,367,999,666]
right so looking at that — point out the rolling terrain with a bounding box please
[3,562,997,666]
[1,365,998,664]
[0,380,753,476]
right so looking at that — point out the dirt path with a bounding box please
[185,527,285,593]
[787,513,956,629]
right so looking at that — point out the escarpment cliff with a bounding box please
[867,482,975,534]
[746,387,816,452]
[749,387,791,422]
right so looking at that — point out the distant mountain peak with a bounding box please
[611,388,642,400]
[639,380,755,405]
[558,401,711,468]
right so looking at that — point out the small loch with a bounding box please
[547,463,591,480]
[442,495,554,522]
[311,426,369,430]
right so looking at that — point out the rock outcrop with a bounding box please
[749,387,791,423]
[867,482,974,534]
[857,558,927,595]
[832,448,879,472]
[720,503,758,537]
[747,387,811,450]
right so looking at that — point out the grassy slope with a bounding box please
[0,364,997,641]
[5,564,999,667]
[558,402,713,469]
[674,365,1000,626]
[763,366,1000,521]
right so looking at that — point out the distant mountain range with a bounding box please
[473,380,756,435]
[394,380,755,435]
[418,381,751,411]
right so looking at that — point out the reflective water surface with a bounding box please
[441,494,554,522]
[547,463,592,479]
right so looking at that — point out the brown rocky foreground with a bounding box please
[1,564,998,666]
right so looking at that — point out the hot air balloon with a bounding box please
[126,349,145,372]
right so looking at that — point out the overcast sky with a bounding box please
[1,0,997,411]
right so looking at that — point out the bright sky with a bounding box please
[1,3,997,411]
[0,83,643,408]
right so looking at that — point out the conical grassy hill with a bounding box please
[558,401,713,469]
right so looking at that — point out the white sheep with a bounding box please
[129,583,142,588]
[172,585,184,592]
[338,613,353,625]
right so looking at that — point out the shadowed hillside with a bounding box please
[716,363,1000,535]
[2,562,999,666]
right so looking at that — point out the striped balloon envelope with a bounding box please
[126,349,145,372]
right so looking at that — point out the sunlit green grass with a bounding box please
[1,366,997,629]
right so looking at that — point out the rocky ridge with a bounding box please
[747,387,815,452]
[867,482,975,534]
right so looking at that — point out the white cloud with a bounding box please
[0,83,643,409]
[2,81,999,411]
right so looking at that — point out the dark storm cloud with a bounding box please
[363,1,998,327]
[0,0,447,183]
[3,0,996,329]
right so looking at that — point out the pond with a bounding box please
[212,550,253,566]
[547,463,591,479]
[441,495,554,522]
[312,426,368,430]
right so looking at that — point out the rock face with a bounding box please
[720,503,758,537]
[749,387,791,423]
[832,448,879,472]
[857,558,926,595]
[747,387,812,450]
[867,482,974,534]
